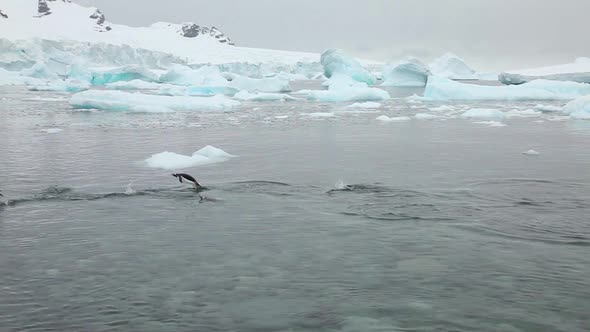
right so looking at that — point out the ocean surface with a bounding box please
[1,84,589,332]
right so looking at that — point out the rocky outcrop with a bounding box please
[89,9,111,32]
[179,23,233,45]
[0,10,8,19]
[37,0,51,16]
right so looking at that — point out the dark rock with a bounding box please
[0,10,7,19]
[181,23,201,38]
[178,23,232,45]
[89,9,105,25]
[37,0,51,16]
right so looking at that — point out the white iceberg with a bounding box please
[302,75,390,102]
[69,90,239,112]
[381,57,430,87]
[145,145,236,170]
[229,76,291,93]
[461,108,505,119]
[425,76,590,101]
[159,65,229,86]
[562,95,590,120]
[429,53,477,80]
[320,49,376,85]
[20,62,60,80]
[500,57,590,85]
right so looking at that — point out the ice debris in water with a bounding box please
[306,112,336,118]
[346,102,381,109]
[428,105,455,112]
[522,149,540,156]
[28,79,90,92]
[376,115,411,122]
[461,108,506,119]
[320,49,376,85]
[69,90,239,112]
[429,52,477,80]
[144,145,236,170]
[562,95,590,120]
[381,57,431,87]
[229,76,292,93]
[302,75,390,102]
[473,121,507,127]
[533,104,563,113]
[414,113,438,119]
[41,128,64,133]
[233,90,298,101]
[425,76,590,101]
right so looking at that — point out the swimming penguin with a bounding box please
[172,173,202,189]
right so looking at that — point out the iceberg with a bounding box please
[145,145,236,170]
[20,62,60,79]
[425,76,590,101]
[562,95,590,120]
[461,108,506,119]
[320,49,376,85]
[381,57,431,87]
[500,57,590,85]
[159,65,229,86]
[229,76,291,93]
[89,65,160,85]
[299,74,389,102]
[429,53,477,80]
[104,79,166,90]
[69,90,239,112]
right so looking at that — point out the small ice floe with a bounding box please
[414,113,438,119]
[522,149,540,156]
[428,105,455,112]
[274,115,289,119]
[41,128,63,133]
[461,108,506,119]
[376,115,411,122]
[306,112,336,118]
[473,121,507,127]
[144,145,236,170]
[534,104,563,113]
[233,90,298,101]
[346,101,382,109]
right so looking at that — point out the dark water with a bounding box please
[1,86,590,331]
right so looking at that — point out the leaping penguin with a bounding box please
[172,173,202,189]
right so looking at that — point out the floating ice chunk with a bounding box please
[425,76,590,101]
[346,102,382,109]
[376,115,411,122]
[381,57,431,87]
[303,74,390,102]
[274,115,289,119]
[473,121,507,127]
[105,80,165,90]
[230,76,291,93]
[500,57,590,84]
[41,128,63,133]
[159,65,229,86]
[522,149,540,156]
[233,90,297,101]
[414,113,438,119]
[562,95,590,120]
[145,145,236,170]
[28,79,90,92]
[69,90,239,112]
[430,53,477,79]
[504,108,542,118]
[90,65,160,85]
[429,105,455,112]
[306,112,336,118]
[462,108,505,119]
[533,104,563,113]
[320,49,376,85]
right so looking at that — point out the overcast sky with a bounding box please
[76,0,589,71]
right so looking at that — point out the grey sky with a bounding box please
[76,0,589,71]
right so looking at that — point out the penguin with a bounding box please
[172,173,202,189]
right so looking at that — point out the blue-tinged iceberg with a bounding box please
[500,58,590,85]
[320,49,376,85]
[381,57,431,87]
[424,76,590,101]
[429,53,477,80]
[563,95,590,119]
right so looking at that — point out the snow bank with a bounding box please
[563,95,590,119]
[425,76,590,101]
[381,57,430,87]
[429,53,477,79]
[461,108,506,119]
[320,49,376,85]
[500,57,590,84]
[233,90,297,101]
[145,145,236,170]
[69,90,239,112]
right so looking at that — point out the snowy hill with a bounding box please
[0,0,319,65]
